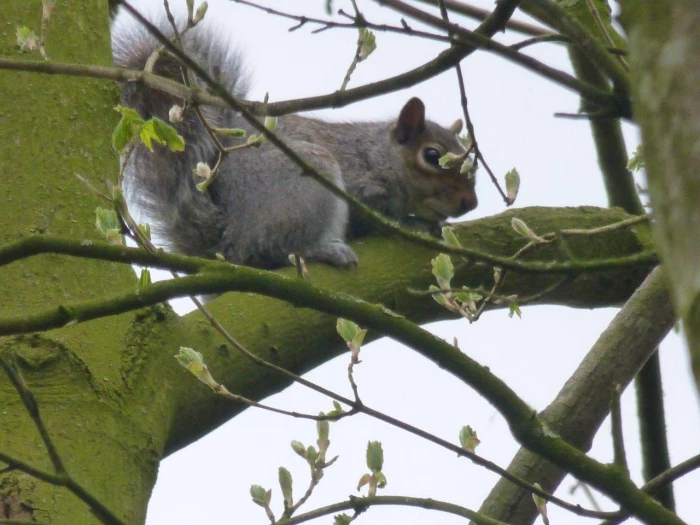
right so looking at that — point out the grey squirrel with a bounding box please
[112,8,477,269]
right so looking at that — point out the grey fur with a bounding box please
[112,10,477,268]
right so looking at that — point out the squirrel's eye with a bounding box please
[423,147,441,166]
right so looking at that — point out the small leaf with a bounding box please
[460,158,476,177]
[504,168,520,204]
[152,117,185,151]
[334,514,353,525]
[247,133,265,146]
[112,106,147,152]
[306,446,318,466]
[454,290,482,303]
[264,116,278,131]
[441,226,462,248]
[374,471,387,489]
[431,253,454,289]
[95,207,119,235]
[215,127,247,138]
[438,151,462,169]
[351,329,367,349]
[509,302,522,319]
[366,441,383,472]
[457,132,472,150]
[249,484,267,506]
[336,318,361,344]
[278,467,293,508]
[430,286,458,313]
[627,144,645,172]
[511,217,545,242]
[358,28,376,61]
[139,120,164,151]
[193,1,208,24]
[357,473,371,491]
[459,425,481,453]
[111,116,132,153]
[174,347,218,389]
[455,290,481,313]
[317,418,330,442]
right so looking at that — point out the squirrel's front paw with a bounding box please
[306,239,358,268]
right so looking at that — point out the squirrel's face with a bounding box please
[392,98,478,222]
[410,141,478,221]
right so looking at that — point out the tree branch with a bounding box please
[476,266,676,524]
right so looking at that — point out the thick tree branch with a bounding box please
[416,0,551,37]
[619,0,700,398]
[475,266,675,524]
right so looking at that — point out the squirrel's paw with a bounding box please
[306,239,357,268]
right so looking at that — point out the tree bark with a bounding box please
[620,0,700,396]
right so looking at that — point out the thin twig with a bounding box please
[610,384,629,476]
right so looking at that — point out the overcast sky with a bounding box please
[113,1,700,524]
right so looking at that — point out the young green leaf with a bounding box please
[336,318,361,344]
[174,347,218,389]
[441,226,462,248]
[356,473,371,491]
[327,400,345,417]
[249,484,268,507]
[366,441,383,472]
[95,208,122,245]
[374,471,387,489]
[193,1,208,24]
[334,514,352,525]
[509,301,522,319]
[438,151,462,170]
[461,159,476,178]
[511,217,545,242]
[306,445,318,466]
[214,127,247,138]
[504,168,520,204]
[151,117,185,151]
[264,116,278,131]
[431,253,454,289]
[627,144,645,172]
[317,418,330,442]
[459,425,481,453]
[358,28,377,61]
[278,467,293,508]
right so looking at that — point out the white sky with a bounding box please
[113,1,700,524]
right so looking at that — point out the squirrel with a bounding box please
[111,7,478,269]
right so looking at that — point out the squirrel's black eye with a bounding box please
[423,147,441,166]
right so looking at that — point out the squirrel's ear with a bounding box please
[448,119,463,134]
[393,97,426,144]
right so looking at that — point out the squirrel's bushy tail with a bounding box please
[112,5,249,258]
